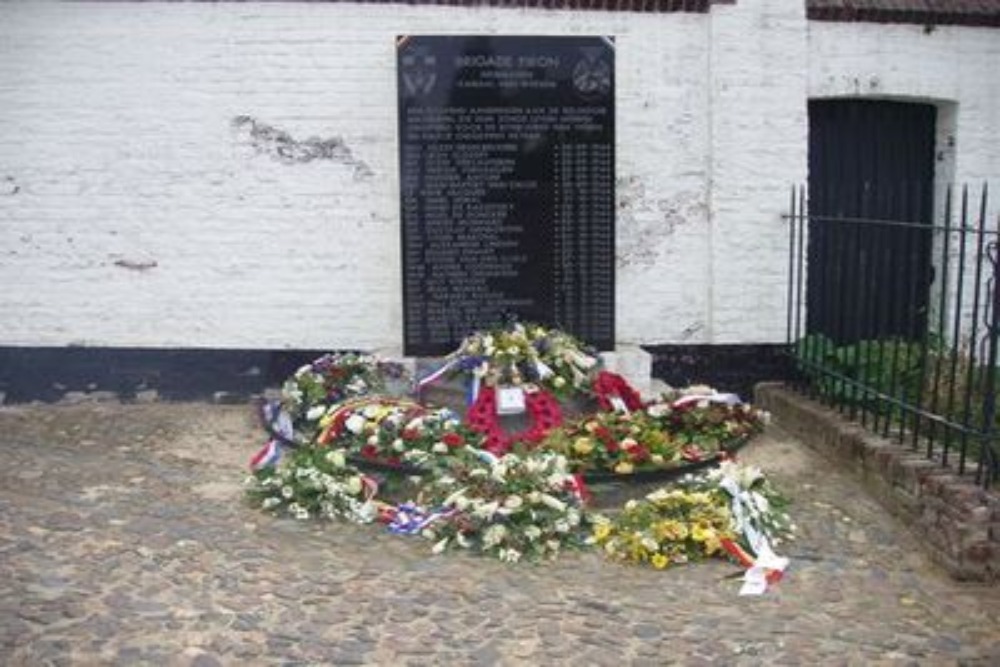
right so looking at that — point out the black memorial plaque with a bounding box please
[398,35,615,356]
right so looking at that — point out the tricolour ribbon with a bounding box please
[465,374,481,407]
[249,439,282,471]
[383,502,456,535]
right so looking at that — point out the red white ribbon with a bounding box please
[718,475,789,595]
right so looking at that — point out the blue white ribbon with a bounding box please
[415,359,458,397]
[468,447,499,466]
[263,401,295,443]
[386,502,456,536]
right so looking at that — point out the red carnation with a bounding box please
[442,432,464,448]
[360,444,379,460]
[628,444,650,463]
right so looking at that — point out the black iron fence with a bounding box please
[786,184,1000,487]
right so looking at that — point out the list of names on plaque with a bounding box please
[398,36,615,356]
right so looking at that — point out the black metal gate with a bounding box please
[807,99,937,343]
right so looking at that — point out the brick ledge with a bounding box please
[755,383,999,582]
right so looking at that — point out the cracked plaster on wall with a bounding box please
[616,175,707,269]
[231,116,374,180]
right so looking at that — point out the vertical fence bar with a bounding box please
[942,186,970,469]
[826,180,841,408]
[856,184,875,427]
[979,223,999,487]
[788,186,804,390]
[927,187,953,459]
[911,181,936,452]
[798,185,806,344]
[897,179,919,445]
[787,186,797,350]
[871,192,890,435]
[822,180,838,408]
[881,185,901,437]
[798,186,811,395]
[959,185,988,475]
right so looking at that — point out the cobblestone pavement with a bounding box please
[1,402,999,666]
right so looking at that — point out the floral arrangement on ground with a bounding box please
[436,322,601,398]
[246,326,793,591]
[270,352,409,446]
[537,396,766,476]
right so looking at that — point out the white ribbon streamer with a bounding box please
[671,392,742,409]
[718,476,789,596]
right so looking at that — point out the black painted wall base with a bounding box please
[0,344,792,405]
[644,343,792,401]
[0,347,329,404]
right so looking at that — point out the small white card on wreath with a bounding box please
[609,396,629,414]
[496,386,526,415]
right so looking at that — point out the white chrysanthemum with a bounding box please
[354,501,377,524]
[325,450,346,468]
[443,487,468,507]
[472,500,500,519]
[546,474,568,489]
[344,476,363,496]
[482,524,507,548]
[345,414,366,435]
[403,450,429,465]
[539,494,566,512]
[498,548,522,563]
[524,456,546,475]
[504,495,524,510]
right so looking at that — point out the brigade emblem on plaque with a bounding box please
[572,48,612,100]
[400,46,438,97]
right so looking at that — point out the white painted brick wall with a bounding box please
[0,2,996,353]
[707,0,808,345]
